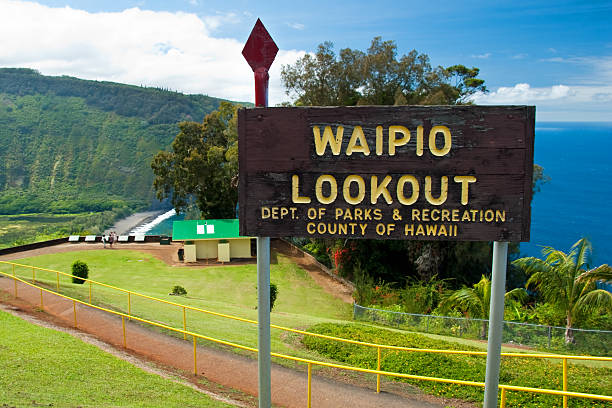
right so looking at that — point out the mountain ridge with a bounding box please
[0,67,235,214]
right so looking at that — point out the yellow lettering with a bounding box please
[397,175,419,205]
[422,209,430,222]
[412,209,421,221]
[461,210,471,222]
[416,125,424,156]
[426,224,437,236]
[452,209,460,222]
[454,176,477,205]
[354,208,363,221]
[359,224,368,235]
[346,126,370,156]
[425,176,448,205]
[307,223,315,234]
[496,210,506,222]
[261,207,270,219]
[429,126,451,156]
[388,125,410,155]
[416,224,425,236]
[485,209,494,222]
[292,175,311,204]
[404,224,414,235]
[441,209,450,222]
[376,126,383,155]
[313,125,343,156]
[342,175,365,205]
[315,175,337,204]
[371,175,393,204]
[431,209,440,221]
[373,209,383,220]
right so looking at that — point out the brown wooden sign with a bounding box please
[238,106,534,241]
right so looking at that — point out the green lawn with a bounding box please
[0,309,234,407]
[2,250,352,356]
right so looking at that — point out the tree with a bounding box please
[439,275,527,338]
[151,102,238,219]
[281,38,495,288]
[512,238,612,343]
[281,37,486,107]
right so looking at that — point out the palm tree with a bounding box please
[440,275,526,339]
[513,238,612,344]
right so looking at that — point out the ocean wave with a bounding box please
[130,209,176,235]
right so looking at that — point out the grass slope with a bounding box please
[0,309,232,407]
[3,250,352,356]
[304,323,612,407]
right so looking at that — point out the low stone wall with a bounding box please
[0,237,69,256]
[0,235,169,256]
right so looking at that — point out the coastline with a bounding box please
[104,211,164,235]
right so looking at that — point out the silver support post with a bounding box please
[257,236,271,408]
[483,241,508,408]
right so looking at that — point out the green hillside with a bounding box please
[0,68,227,214]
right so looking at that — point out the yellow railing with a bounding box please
[1,261,611,408]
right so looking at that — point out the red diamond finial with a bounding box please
[242,19,278,72]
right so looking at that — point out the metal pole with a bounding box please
[483,241,508,408]
[562,358,568,408]
[242,20,277,407]
[257,236,271,408]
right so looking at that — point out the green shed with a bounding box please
[172,219,253,263]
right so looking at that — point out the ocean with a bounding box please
[144,122,611,266]
[520,122,612,266]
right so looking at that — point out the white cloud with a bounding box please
[471,83,571,104]
[0,0,303,105]
[470,83,612,121]
[471,53,491,59]
[286,22,305,30]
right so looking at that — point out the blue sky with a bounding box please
[1,0,610,121]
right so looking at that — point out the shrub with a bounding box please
[71,260,89,284]
[270,283,278,311]
[170,285,187,296]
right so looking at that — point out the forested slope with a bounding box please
[0,68,227,214]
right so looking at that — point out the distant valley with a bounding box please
[0,68,234,246]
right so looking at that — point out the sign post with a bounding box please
[484,241,509,407]
[242,19,278,408]
[238,105,535,407]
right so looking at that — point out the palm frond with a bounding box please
[577,264,612,284]
[574,289,612,316]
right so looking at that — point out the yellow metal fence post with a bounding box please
[13,264,17,297]
[563,357,568,408]
[500,387,507,408]
[377,346,381,393]
[56,271,60,291]
[89,281,92,304]
[183,307,187,340]
[307,362,312,408]
[73,300,77,327]
[122,316,126,348]
[193,335,197,376]
[40,288,43,309]
[32,267,35,283]
[128,292,131,320]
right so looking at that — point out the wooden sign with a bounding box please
[238,106,534,241]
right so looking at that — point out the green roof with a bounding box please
[172,219,249,241]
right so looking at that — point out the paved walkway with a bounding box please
[0,275,446,408]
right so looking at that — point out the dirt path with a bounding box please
[0,242,472,408]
